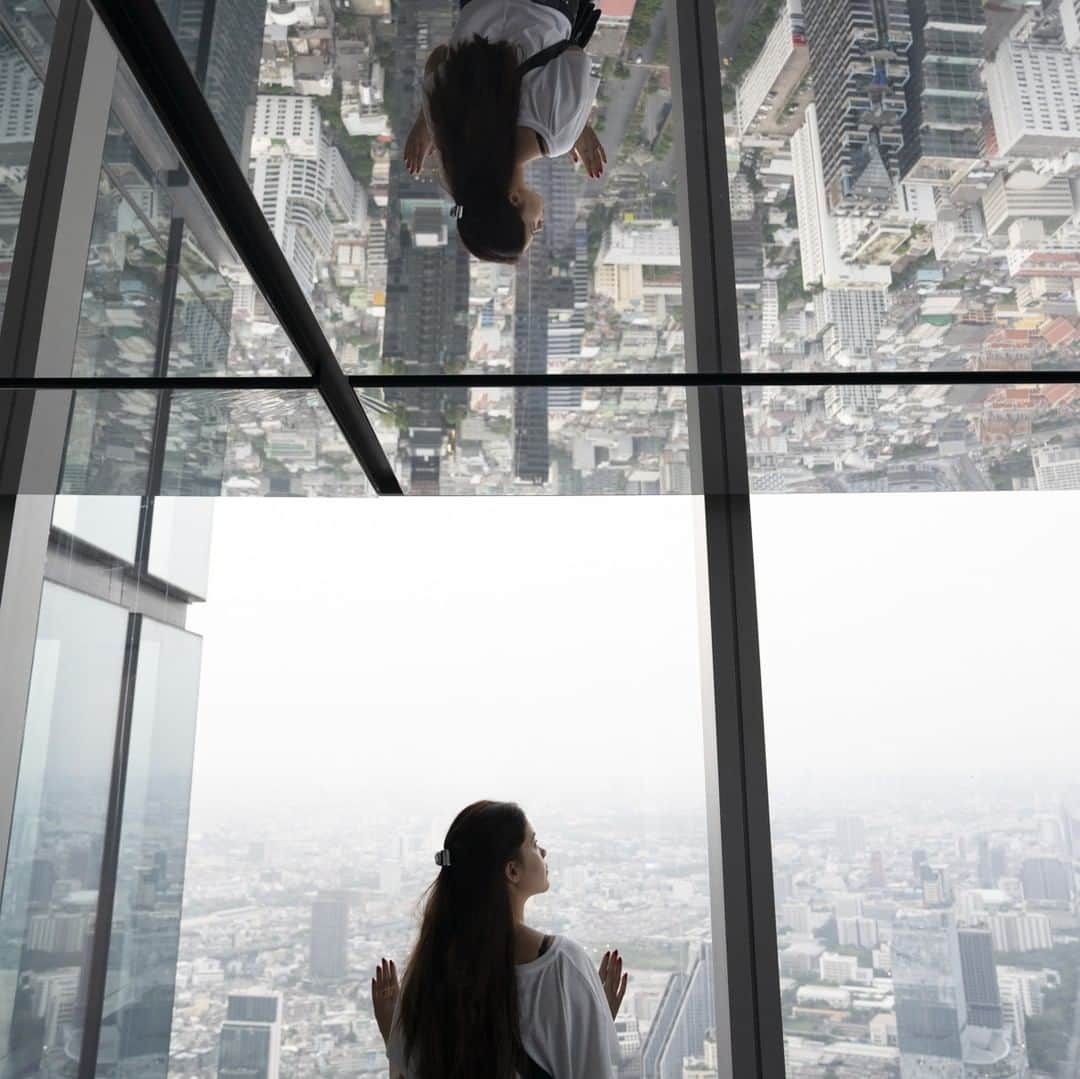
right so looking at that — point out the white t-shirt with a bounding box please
[386,936,620,1078]
[424,0,599,159]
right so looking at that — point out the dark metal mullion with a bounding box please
[85,0,400,495]
[77,611,143,1079]
[679,0,785,1072]
[134,213,185,569]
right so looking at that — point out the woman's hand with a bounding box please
[371,957,399,1045]
[404,114,435,176]
[599,949,628,1018]
[570,124,607,179]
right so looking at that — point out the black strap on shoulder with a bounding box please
[516,0,600,77]
[517,38,571,78]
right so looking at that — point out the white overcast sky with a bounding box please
[187,493,1080,812]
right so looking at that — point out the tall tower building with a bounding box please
[310,892,349,981]
[958,928,1003,1029]
[1020,857,1072,906]
[892,910,966,1079]
[159,0,267,161]
[641,942,715,1079]
[899,0,985,184]
[218,992,283,1079]
[803,0,912,213]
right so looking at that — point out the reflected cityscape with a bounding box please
[729,0,1080,491]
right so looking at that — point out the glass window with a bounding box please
[147,499,215,600]
[0,581,129,1078]
[51,496,141,564]
[166,498,722,1077]
[722,0,1080,372]
[359,383,691,494]
[754,492,1080,1078]
[0,5,54,326]
[49,388,373,499]
[95,615,202,1079]
[72,62,305,380]
[155,0,694,377]
[743,383,1080,494]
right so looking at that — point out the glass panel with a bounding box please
[0,581,129,1077]
[754,493,1080,1078]
[169,497,720,1076]
[95,615,201,1079]
[72,63,305,378]
[723,0,1080,372]
[0,6,54,327]
[743,382,1080,493]
[42,389,372,498]
[156,0,693,374]
[358,382,692,494]
[147,499,215,599]
[51,496,141,563]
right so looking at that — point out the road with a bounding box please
[716,0,763,62]
[594,6,668,190]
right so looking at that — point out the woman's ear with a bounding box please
[505,859,520,884]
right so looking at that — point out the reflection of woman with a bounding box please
[371,801,628,1078]
[404,0,607,264]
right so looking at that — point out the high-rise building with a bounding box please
[981,172,1075,239]
[512,157,583,484]
[641,942,715,1079]
[1034,446,1080,491]
[958,929,1003,1029]
[250,96,362,297]
[218,992,282,1079]
[892,910,966,1078]
[735,0,808,136]
[159,0,267,161]
[615,1014,644,1078]
[989,912,1053,954]
[820,288,889,366]
[835,816,866,860]
[803,0,912,213]
[309,892,349,981]
[791,104,893,290]
[984,40,1080,158]
[899,0,985,184]
[1021,857,1073,906]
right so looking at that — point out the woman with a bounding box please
[371,800,628,1078]
[403,0,608,263]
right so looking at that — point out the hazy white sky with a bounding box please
[187,492,1080,812]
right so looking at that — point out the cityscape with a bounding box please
[153,771,1080,1079]
[28,0,1080,500]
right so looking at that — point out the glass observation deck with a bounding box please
[3,0,1080,1078]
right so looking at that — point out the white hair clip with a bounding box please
[450,204,465,219]
[434,848,452,867]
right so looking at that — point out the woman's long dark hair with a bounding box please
[397,800,529,1078]
[426,37,528,263]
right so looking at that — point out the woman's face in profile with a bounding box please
[516,819,550,897]
[509,186,545,248]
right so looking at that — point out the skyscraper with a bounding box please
[835,816,866,860]
[512,156,583,484]
[1021,857,1073,906]
[803,0,912,213]
[309,892,349,981]
[641,942,715,1079]
[892,910,966,1078]
[159,0,267,162]
[218,992,282,1079]
[958,929,1003,1029]
[899,0,985,184]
